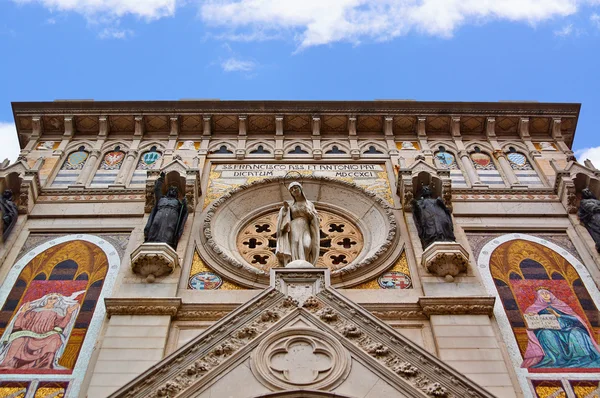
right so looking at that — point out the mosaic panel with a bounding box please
[130,148,163,188]
[354,252,412,289]
[470,151,505,186]
[50,148,89,188]
[0,235,120,397]
[434,149,467,188]
[188,251,245,290]
[477,234,600,397]
[90,150,125,187]
[507,151,544,187]
[532,380,566,398]
[204,163,393,208]
[570,380,600,397]
[177,141,199,151]
[0,381,29,398]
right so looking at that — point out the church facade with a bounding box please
[0,100,599,398]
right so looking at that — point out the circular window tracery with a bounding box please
[236,210,364,271]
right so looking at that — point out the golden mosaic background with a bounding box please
[188,252,246,290]
[354,252,411,289]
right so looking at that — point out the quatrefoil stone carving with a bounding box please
[251,328,350,391]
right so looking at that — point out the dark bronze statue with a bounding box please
[578,188,600,252]
[144,172,188,249]
[412,186,455,249]
[0,189,18,241]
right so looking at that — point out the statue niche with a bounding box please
[276,182,320,268]
[578,187,600,253]
[0,189,18,241]
[412,185,456,249]
[144,172,188,249]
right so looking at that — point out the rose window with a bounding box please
[236,210,364,271]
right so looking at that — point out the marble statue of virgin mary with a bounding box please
[275,182,320,267]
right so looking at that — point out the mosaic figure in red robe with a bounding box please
[0,291,83,370]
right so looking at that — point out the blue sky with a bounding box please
[1,0,600,163]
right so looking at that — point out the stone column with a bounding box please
[114,150,138,185]
[274,116,284,160]
[75,149,101,186]
[458,150,481,185]
[494,151,519,186]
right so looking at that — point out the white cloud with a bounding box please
[221,57,256,72]
[0,122,21,164]
[12,0,600,48]
[554,23,574,36]
[12,0,177,20]
[199,0,587,48]
[98,27,133,39]
[576,146,600,168]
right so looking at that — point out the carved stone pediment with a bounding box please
[145,159,201,213]
[0,157,42,215]
[398,159,452,212]
[109,269,494,398]
[553,160,600,214]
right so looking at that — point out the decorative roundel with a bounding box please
[236,210,364,271]
[251,328,350,391]
[507,152,527,167]
[67,150,89,168]
[103,151,125,168]
[378,271,412,289]
[434,151,455,168]
[470,152,491,168]
[142,151,161,166]
[189,272,223,290]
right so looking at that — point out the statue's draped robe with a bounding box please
[276,201,320,266]
[412,197,455,249]
[0,308,75,369]
[521,293,600,369]
[0,196,18,239]
[579,198,600,251]
[144,178,188,249]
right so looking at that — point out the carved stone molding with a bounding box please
[176,303,238,321]
[251,327,351,391]
[105,298,182,317]
[418,296,495,316]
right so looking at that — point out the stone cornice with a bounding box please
[103,296,494,319]
[12,100,581,116]
[105,297,182,317]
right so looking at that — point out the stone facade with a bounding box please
[0,100,598,398]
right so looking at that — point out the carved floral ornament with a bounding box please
[200,175,400,288]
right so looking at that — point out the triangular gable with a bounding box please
[109,269,494,398]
